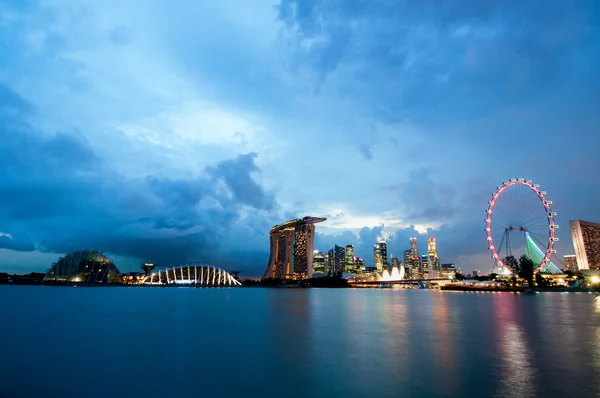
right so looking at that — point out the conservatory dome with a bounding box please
[44,250,121,284]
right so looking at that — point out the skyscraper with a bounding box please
[420,254,429,276]
[427,237,440,277]
[327,249,335,274]
[334,245,346,274]
[263,216,327,280]
[374,243,383,272]
[570,220,600,270]
[345,245,355,265]
[391,256,401,269]
[403,249,414,279]
[410,237,419,257]
[379,241,389,268]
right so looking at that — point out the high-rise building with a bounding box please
[334,245,346,274]
[563,255,578,272]
[403,249,414,279]
[326,249,335,274]
[427,237,440,277]
[570,220,600,270]
[313,251,326,274]
[374,244,383,272]
[391,256,401,269]
[420,254,429,276]
[345,245,354,263]
[263,216,327,280]
[379,241,389,268]
[410,237,419,258]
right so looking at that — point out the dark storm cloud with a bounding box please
[277,0,600,123]
[0,85,276,270]
[0,235,36,252]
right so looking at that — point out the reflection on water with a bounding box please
[1,287,600,398]
[497,323,536,398]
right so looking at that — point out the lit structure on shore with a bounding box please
[44,249,121,284]
[263,216,326,280]
[570,219,600,271]
[144,264,241,286]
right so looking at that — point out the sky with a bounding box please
[1,0,599,276]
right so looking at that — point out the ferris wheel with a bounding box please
[485,178,559,274]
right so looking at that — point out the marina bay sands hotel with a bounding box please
[263,216,326,280]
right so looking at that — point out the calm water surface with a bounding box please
[1,286,599,398]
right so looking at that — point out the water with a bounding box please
[1,286,599,398]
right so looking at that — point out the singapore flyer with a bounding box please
[485,178,561,274]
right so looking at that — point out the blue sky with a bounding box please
[1,0,599,276]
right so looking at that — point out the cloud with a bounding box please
[386,167,458,224]
[0,234,36,252]
[0,84,278,272]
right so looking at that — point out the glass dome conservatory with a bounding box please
[44,250,121,284]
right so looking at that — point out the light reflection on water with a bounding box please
[0,287,599,398]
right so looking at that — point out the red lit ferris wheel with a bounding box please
[485,178,559,274]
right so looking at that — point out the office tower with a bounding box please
[563,255,578,272]
[313,251,326,274]
[345,245,356,272]
[327,249,335,274]
[403,250,414,279]
[263,216,327,280]
[420,254,429,277]
[334,245,346,274]
[379,241,389,268]
[570,220,600,270]
[427,237,440,277]
[391,256,401,269]
[345,245,355,263]
[374,243,383,272]
[410,237,419,258]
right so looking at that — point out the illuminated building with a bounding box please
[570,219,600,270]
[420,255,429,277]
[334,245,346,273]
[374,244,383,272]
[326,249,335,274]
[44,249,121,284]
[313,251,326,274]
[145,264,241,286]
[410,237,419,257]
[263,216,327,279]
[563,255,578,272]
[345,245,355,265]
[355,257,365,269]
[427,237,440,277]
[441,263,456,279]
[140,263,156,275]
[379,242,389,268]
[391,256,401,268]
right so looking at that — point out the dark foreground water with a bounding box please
[1,286,599,398]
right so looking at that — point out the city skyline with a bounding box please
[1,1,599,276]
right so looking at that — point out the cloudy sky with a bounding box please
[1,0,599,276]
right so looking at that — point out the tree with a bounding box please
[455,272,466,281]
[504,256,519,274]
[535,272,548,287]
[518,255,535,288]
